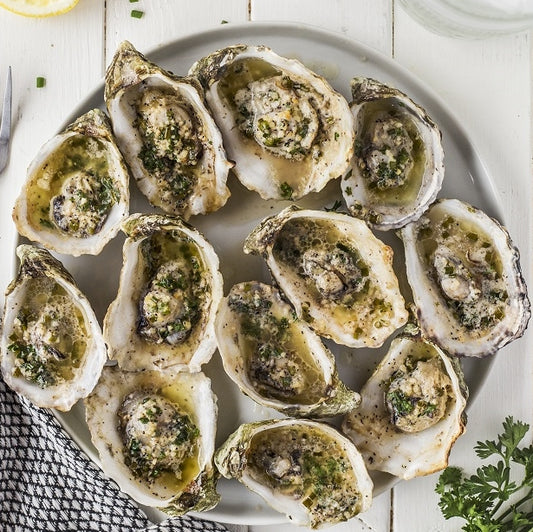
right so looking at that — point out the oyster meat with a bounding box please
[215,418,373,529]
[104,213,223,372]
[190,44,354,200]
[215,281,360,417]
[85,366,219,514]
[12,109,129,256]
[0,245,107,411]
[342,333,467,479]
[105,41,232,219]
[341,77,444,230]
[244,206,408,348]
[400,198,530,357]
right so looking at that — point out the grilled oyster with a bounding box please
[215,418,373,529]
[103,213,223,372]
[85,366,219,514]
[12,109,129,256]
[342,333,467,479]
[341,77,444,230]
[400,198,530,357]
[0,245,107,411]
[105,41,231,219]
[215,281,360,417]
[244,206,408,348]
[190,44,354,200]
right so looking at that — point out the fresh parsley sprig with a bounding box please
[435,416,533,531]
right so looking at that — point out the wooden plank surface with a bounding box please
[0,0,105,296]
[392,3,533,531]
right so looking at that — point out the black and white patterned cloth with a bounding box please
[0,379,229,532]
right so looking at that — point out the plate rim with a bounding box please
[44,20,502,526]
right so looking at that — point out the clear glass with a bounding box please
[399,0,533,38]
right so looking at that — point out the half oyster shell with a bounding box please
[12,109,129,256]
[341,77,444,230]
[215,281,360,417]
[85,366,219,514]
[103,213,223,372]
[190,44,354,200]
[215,418,373,529]
[400,198,530,357]
[342,333,467,479]
[0,245,107,411]
[244,206,408,348]
[105,41,232,219]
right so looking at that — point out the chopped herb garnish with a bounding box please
[280,182,293,200]
[436,417,533,531]
[131,9,144,18]
[36,77,46,88]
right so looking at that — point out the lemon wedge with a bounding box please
[0,0,79,17]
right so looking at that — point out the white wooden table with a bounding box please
[0,1,531,531]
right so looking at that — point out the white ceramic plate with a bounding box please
[28,22,501,526]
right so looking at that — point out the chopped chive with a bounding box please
[36,77,46,88]
[131,9,144,18]
[129,0,139,2]
[221,19,228,24]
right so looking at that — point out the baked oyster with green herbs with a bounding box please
[400,198,530,357]
[215,418,373,528]
[244,206,408,348]
[12,109,129,256]
[341,77,444,231]
[103,213,223,372]
[215,281,360,417]
[342,332,468,480]
[0,245,107,411]
[105,40,232,220]
[189,44,354,200]
[85,366,219,515]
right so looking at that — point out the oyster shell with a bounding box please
[342,333,467,480]
[12,109,129,256]
[85,366,219,514]
[105,41,232,219]
[104,213,223,372]
[244,206,408,348]
[215,418,373,529]
[400,198,530,357]
[190,44,354,200]
[341,77,444,230]
[215,281,360,417]
[0,245,107,411]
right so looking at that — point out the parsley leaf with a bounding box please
[435,416,533,531]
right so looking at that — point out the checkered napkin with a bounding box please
[0,379,229,532]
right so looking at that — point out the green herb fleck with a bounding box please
[324,199,342,212]
[280,182,293,200]
[36,77,46,88]
[131,9,144,18]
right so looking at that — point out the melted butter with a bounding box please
[358,101,426,206]
[248,425,361,523]
[241,307,326,405]
[160,382,201,487]
[273,218,394,340]
[11,277,87,384]
[26,134,111,231]
[216,57,313,193]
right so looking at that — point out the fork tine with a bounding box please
[0,66,12,173]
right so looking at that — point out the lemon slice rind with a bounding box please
[0,0,79,17]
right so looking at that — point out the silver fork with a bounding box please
[0,66,12,173]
